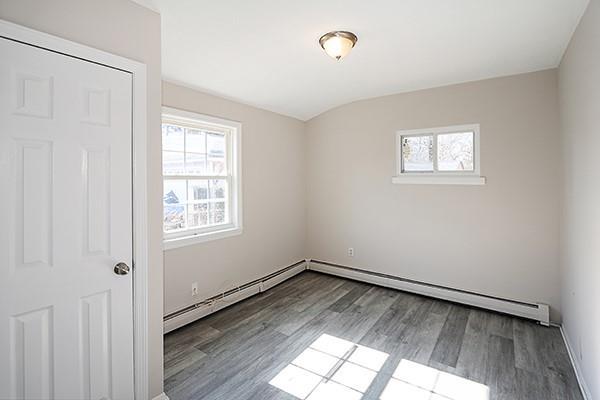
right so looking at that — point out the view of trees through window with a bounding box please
[162,122,229,233]
[402,131,474,173]
[437,132,474,171]
[402,135,433,171]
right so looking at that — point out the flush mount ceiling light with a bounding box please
[319,31,358,61]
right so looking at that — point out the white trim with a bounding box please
[392,175,486,185]
[308,260,550,325]
[394,123,485,185]
[161,107,243,248]
[163,225,243,250]
[560,326,592,400]
[151,392,170,400]
[164,262,307,333]
[0,19,150,400]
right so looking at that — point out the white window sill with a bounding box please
[392,175,486,185]
[163,226,243,250]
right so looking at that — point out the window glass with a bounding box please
[162,120,233,237]
[207,132,226,175]
[402,135,433,172]
[161,109,241,246]
[163,179,187,232]
[437,132,474,171]
[186,128,206,153]
[162,151,185,175]
[162,124,184,152]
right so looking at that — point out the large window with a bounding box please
[162,107,241,248]
[393,124,485,185]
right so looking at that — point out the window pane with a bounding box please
[163,179,186,205]
[162,124,184,152]
[209,179,228,225]
[188,180,208,202]
[186,128,206,154]
[210,201,226,225]
[402,135,433,172]
[209,179,227,200]
[163,151,185,175]
[163,180,186,231]
[207,132,226,175]
[185,152,207,175]
[164,204,186,231]
[437,132,474,171]
[188,203,208,228]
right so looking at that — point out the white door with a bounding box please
[0,36,134,399]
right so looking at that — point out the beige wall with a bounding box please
[162,82,306,315]
[306,70,562,322]
[0,0,165,397]
[558,0,599,397]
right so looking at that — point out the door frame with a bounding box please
[0,19,150,400]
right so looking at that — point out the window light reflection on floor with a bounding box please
[269,334,388,400]
[269,334,490,400]
[380,359,490,400]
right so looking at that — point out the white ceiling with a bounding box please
[136,0,588,121]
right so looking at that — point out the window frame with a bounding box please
[393,124,485,185]
[162,106,242,249]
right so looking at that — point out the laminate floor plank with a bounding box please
[429,305,470,368]
[275,283,350,336]
[486,335,518,400]
[454,309,492,383]
[164,271,583,400]
[327,280,373,313]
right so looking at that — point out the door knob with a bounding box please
[114,262,130,275]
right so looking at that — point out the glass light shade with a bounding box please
[319,31,357,61]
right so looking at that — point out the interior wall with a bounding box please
[162,81,306,315]
[305,70,563,322]
[558,0,599,397]
[0,0,165,397]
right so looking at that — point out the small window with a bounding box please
[162,107,242,249]
[393,124,484,185]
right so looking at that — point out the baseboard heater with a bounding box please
[163,260,307,333]
[308,259,550,326]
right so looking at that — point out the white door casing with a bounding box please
[0,37,134,399]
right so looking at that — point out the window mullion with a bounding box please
[164,174,226,180]
[183,126,187,174]
[207,178,213,225]
[184,178,189,230]
[205,129,209,175]
[227,175,232,224]
[432,133,438,173]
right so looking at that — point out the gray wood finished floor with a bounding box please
[164,271,583,400]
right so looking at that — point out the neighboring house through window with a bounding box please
[162,107,242,249]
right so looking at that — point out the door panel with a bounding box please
[0,37,134,400]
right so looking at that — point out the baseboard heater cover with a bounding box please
[308,259,550,326]
[163,260,308,333]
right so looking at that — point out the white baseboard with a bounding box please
[308,260,550,325]
[152,392,169,400]
[163,261,307,333]
[560,326,592,400]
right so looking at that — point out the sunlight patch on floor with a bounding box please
[381,359,490,400]
[269,334,489,400]
[269,334,388,399]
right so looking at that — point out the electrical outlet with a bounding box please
[348,247,354,257]
[192,282,198,297]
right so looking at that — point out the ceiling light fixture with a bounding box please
[319,31,358,61]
